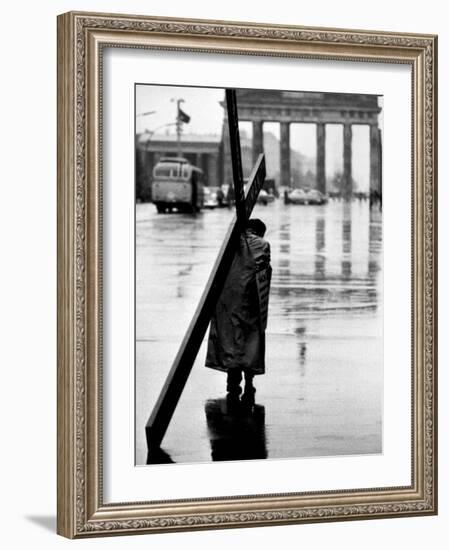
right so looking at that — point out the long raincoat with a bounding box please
[205,228,271,375]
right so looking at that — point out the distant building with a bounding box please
[222,89,382,197]
[137,90,381,201]
[136,133,222,198]
[238,131,314,190]
[136,128,316,201]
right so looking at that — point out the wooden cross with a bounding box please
[145,89,266,451]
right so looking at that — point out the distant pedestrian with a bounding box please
[205,218,272,405]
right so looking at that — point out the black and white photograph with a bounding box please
[51,6,438,540]
[135,83,383,466]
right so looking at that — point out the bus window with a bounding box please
[154,166,172,178]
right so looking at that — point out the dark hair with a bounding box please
[246,218,266,237]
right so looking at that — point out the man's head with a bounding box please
[246,218,266,237]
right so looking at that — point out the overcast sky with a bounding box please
[136,84,224,137]
[136,84,382,191]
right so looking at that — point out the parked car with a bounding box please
[286,188,328,205]
[203,186,219,208]
[257,189,275,205]
[263,178,279,197]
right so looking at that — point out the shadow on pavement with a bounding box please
[146,447,175,464]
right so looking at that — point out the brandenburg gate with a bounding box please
[222,90,382,197]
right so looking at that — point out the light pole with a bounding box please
[171,98,185,158]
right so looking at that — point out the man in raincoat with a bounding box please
[205,218,272,403]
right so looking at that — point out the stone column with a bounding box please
[343,123,353,200]
[252,120,264,165]
[196,152,203,170]
[221,117,232,186]
[316,122,326,194]
[280,122,291,188]
[370,124,381,194]
[208,153,219,186]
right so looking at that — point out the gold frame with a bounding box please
[57,11,438,538]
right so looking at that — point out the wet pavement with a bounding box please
[136,199,383,465]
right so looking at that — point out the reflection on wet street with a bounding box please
[205,398,267,461]
[136,200,383,465]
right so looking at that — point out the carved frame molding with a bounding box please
[57,11,437,538]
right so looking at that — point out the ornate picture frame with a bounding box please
[57,11,437,538]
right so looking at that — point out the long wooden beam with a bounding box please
[225,89,246,226]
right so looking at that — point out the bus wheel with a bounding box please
[156,204,165,214]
